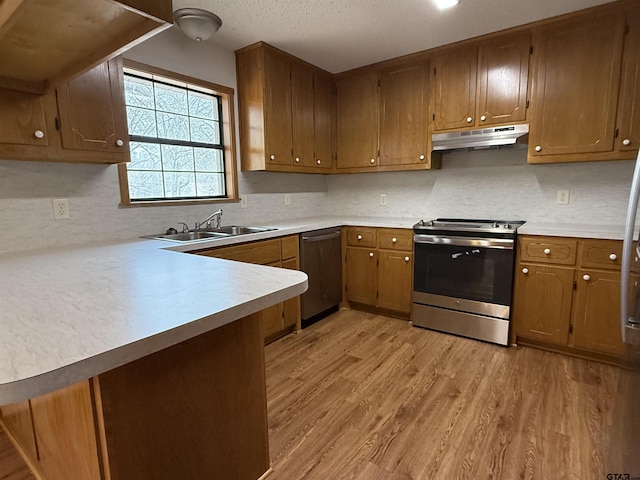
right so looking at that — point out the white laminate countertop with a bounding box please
[0,239,307,405]
[1,215,629,405]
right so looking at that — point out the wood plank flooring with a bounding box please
[264,309,640,480]
[1,308,638,479]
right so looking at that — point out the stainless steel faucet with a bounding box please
[195,209,223,230]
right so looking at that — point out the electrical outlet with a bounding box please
[240,197,248,209]
[556,189,570,205]
[380,194,387,206]
[52,198,70,220]
[284,193,291,206]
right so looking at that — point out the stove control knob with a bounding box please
[428,220,434,227]
[503,223,511,229]
[522,268,529,274]
[419,219,425,226]
[583,274,591,281]
[492,222,498,228]
[609,253,617,261]
[543,248,551,255]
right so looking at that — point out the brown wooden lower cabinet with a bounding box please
[344,227,413,316]
[196,235,301,344]
[0,313,270,480]
[513,235,637,366]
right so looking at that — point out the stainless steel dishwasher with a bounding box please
[300,227,343,327]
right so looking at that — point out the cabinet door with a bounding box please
[345,246,378,306]
[529,12,625,157]
[56,58,128,154]
[313,71,334,169]
[477,33,530,126]
[291,62,315,167]
[0,90,53,147]
[432,45,477,131]
[378,250,412,314]
[282,257,301,330]
[616,9,640,152]
[336,71,378,168]
[379,62,429,166]
[30,380,102,480]
[263,49,293,166]
[571,270,625,356]
[513,264,574,345]
[0,400,38,466]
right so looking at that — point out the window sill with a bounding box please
[119,197,239,208]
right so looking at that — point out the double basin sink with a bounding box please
[149,226,276,243]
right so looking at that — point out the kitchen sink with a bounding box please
[146,226,277,242]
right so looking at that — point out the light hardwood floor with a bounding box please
[264,309,640,480]
[1,309,638,479]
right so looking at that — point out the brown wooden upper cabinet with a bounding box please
[432,33,530,132]
[236,42,335,173]
[0,0,171,94]
[336,61,439,172]
[0,58,129,164]
[528,9,636,163]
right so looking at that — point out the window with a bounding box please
[118,61,237,205]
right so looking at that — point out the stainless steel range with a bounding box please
[412,218,525,345]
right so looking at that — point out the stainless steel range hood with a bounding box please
[432,124,529,151]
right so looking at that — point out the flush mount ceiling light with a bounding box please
[433,0,460,10]
[173,8,222,42]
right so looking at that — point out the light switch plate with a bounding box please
[240,197,247,209]
[380,194,387,206]
[284,193,291,206]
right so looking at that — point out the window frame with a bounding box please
[118,59,238,207]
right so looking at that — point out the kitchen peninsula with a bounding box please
[0,239,308,480]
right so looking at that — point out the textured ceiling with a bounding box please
[171,0,617,73]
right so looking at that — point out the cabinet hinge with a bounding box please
[526,100,530,109]
[625,23,630,35]
[377,149,380,157]
[433,67,436,76]
[614,127,619,138]
[529,46,534,55]
[573,280,577,290]
[291,147,294,156]
[378,79,381,87]
[54,117,61,131]
[432,113,436,121]
[569,324,573,334]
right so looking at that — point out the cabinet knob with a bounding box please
[623,138,631,146]
[480,115,487,121]
[270,154,275,161]
[370,158,376,164]
[115,139,124,147]
[543,248,551,255]
[609,253,618,261]
[392,237,397,243]
[34,130,45,139]
[316,159,321,165]
[404,256,410,262]
[369,252,374,258]
[522,268,529,274]
[419,154,425,161]
[466,116,473,123]
[583,274,591,281]
[295,157,300,163]
[357,234,362,240]
[535,145,542,152]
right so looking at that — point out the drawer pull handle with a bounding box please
[609,253,617,261]
[316,159,321,165]
[583,274,591,281]
[535,145,542,152]
[34,130,45,139]
[522,268,529,274]
[543,248,551,255]
[466,116,473,123]
[404,256,410,262]
[370,158,376,164]
[115,139,124,147]
[392,237,397,243]
[369,252,374,258]
[295,157,300,163]
[357,234,363,240]
[270,154,276,161]
[419,154,425,161]
[623,138,631,146]
[480,115,487,121]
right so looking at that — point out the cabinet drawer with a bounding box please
[345,227,377,247]
[579,239,622,270]
[519,236,577,265]
[378,228,413,251]
[199,239,282,265]
[281,235,299,260]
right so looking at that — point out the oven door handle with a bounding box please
[414,234,514,249]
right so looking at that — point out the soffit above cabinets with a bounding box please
[0,0,172,94]
[173,0,615,73]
